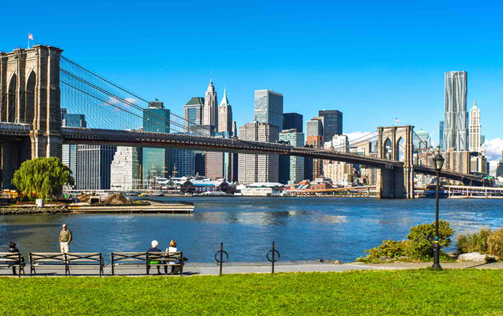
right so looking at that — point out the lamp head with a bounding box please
[433,148,444,172]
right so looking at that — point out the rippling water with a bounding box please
[1,197,502,263]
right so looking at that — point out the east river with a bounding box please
[1,197,502,263]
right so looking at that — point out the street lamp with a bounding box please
[432,148,445,270]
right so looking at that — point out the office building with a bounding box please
[183,97,204,131]
[332,135,349,153]
[413,129,430,150]
[306,135,324,179]
[254,90,284,131]
[203,79,218,130]
[444,71,468,151]
[238,122,279,185]
[142,100,170,182]
[279,129,305,184]
[469,100,482,153]
[218,90,232,133]
[76,145,117,190]
[169,147,195,177]
[61,109,87,187]
[439,121,444,150]
[110,146,142,191]
[283,113,303,132]
[318,110,343,142]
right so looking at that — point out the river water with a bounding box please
[1,197,502,263]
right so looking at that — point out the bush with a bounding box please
[457,228,491,254]
[457,227,503,258]
[406,220,455,259]
[357,221,455,262]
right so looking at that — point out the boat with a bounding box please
[422,184,448,198]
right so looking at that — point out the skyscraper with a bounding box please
[318,110,343,142]
[183,97,204,131]
[444,71,468,151]
[439,121,444,151]
[142,100,170,182]
[61,110,87,186]
[218,89,232,133]
[283,113,303,132]
[76,145,117,190]
[203,79,218,130]
[306,117,324,179]
[279,129,305,184]
[238,122,279,185]
[469,100,481,153]
[254,90,284,131]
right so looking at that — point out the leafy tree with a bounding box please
[12,157,74,200]
[406,220,455,259]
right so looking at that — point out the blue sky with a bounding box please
[2,0,503,158]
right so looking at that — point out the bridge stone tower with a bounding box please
[0,45,63,184]
[376,125,414,199]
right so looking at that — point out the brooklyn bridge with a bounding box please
[0,45,483,198]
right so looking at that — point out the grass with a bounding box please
[1,270,503,315]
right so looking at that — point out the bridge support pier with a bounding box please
[376,125,415,199]
[1,139,31,187]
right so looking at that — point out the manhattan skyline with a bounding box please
[2,0,503,160]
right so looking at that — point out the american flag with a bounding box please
[395,118,400,123]
[28,33,34,40]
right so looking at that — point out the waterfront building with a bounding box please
[76,145,117,190]
[439,121,444,150]
[444,71,468,151]
[195,152,206,176]
[110,146,142,191]
[183,97,204,131]
[283,113,303,132]
[318,110,343,142]
[203,79,218,130]
[279,129,305,184]
[169,146,195,177]
[254,90,284,131]
[470,154,489,175]
[469,100,482,153]
[442,149,470,175]
[61,109,87,187]
[324,161,354,186]
[238,122,279,185]
[142,100,170,182]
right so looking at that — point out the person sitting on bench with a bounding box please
[7,242,23,275]
[147,240,162,274]
[166,240,178,275]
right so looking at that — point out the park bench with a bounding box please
[147,251,184,276]
[110,251,184,276]
[29,253,67,276]
[0,252,25,277]
[66,253,105,276]
[110,252,148,275]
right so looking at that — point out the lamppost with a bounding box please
[432,148,445,270]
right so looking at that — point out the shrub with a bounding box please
[356,220,455,262]
[488,228,503,258]
[457,228,491,254]
[406,220,454,259]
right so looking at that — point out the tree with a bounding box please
[12,157,74,200]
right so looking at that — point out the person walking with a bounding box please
[59,224,72,254]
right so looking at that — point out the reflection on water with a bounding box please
[1,197,502,263]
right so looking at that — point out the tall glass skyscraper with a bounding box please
[444,71,468,151]
[318,110,343,142]
[183,97,204,131]
[61,109,87,187]
[254,90,284,130]
[142,101,170,182]
[279,129,305,184]
[439,121,444,151]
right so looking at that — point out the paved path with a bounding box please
[4,260,503,277]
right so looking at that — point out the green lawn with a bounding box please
[1,270,502,316]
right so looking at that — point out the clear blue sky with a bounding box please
[2,0,503,156]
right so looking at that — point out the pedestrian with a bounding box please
[59,224,72,254]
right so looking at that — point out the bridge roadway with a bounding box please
[0,123,482,184]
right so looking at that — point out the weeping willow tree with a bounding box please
[12,157,74,201]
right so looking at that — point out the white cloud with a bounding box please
[484,138,503,161]
[346,131,376,142]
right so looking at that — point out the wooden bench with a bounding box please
[147,252,184,276]
[29,253,67,276]
[66,253,105,276]
[110,252,148,275]
[110,252,184,276]
[0,252,25,277]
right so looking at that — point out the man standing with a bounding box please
[59,224,72,253]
